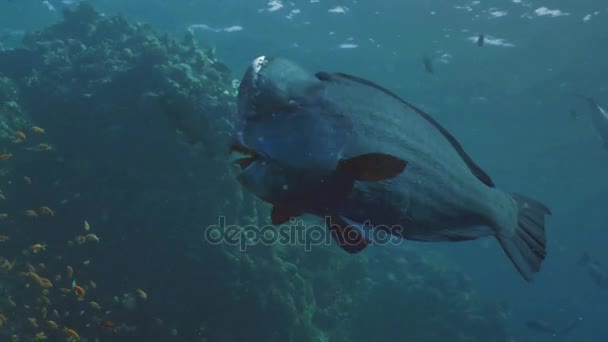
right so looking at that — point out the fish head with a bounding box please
[231,56,353,207]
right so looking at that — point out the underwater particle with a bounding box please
[170,328,178,336]
[24,176,32,184]
[25,210,38,217]
[135,288,148,301]
[30,126,45,134]
[83,260,91,265]
[0,153,13,160]
[66,265,74,278]
[89,301,102,310]
[0,213,8,219]
[90,280,97,288]
[30,244,46,253]
[0,235,9,242]
[83,220,90,231]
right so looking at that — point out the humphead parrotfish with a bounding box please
[231,56,551,281]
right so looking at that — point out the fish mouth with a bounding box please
[229,142,260,170]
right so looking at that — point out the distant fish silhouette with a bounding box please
[476,34,485,47]
[423,55,433,74]
[576,95,608,150]
[525,316,583,337]
[578,252,608,288]
[525,320,557,336]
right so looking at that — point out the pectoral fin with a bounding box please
[338,153,407,182]
[325,216,369,253]
[271,205,303,225]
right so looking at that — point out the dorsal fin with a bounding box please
[316,71,495,187]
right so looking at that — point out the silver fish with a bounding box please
[232,56,551,281]
[578,95,608,150]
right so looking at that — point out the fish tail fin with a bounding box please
[496,193,551,282]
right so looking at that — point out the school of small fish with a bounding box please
[0,125,149,341]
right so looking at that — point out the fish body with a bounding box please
[525,320,557,336]
[232,56,550,280]
[423,56,433,74]
[579,95,608,149]
[578,252,608,288]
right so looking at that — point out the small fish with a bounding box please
[525,320,557,336]
[14,131,26,141]
[36,143,54,151]
[89,301,102,310]
[83,220,90,231]
[30,126,45,134]
[0,213,8,219]
[39,206,55,216]
[577,95,608,150]
[30,244,46,253]
[66,265,74,278]
[525,317,583,337]
[23,176,32,184]
[476,34,485,47]
[85,233,100,242]
[63,327,80,340]
[423,55,434,74]
[24,209,38,217]
[136,288,148,301]
[73,286,86,297]
[100,319,117,332]
[0,235,9,242]
[0,153,13,161]
[578,252,608,288]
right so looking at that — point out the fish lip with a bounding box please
[229,142,261,170]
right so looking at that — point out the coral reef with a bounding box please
[0,3,513,341]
